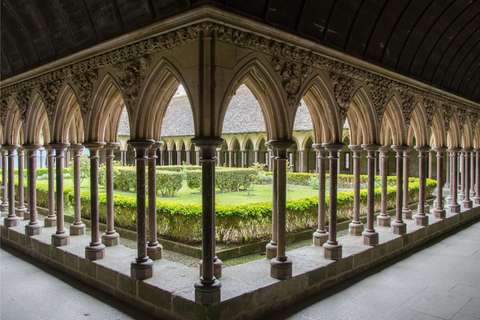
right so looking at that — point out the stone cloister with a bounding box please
[1,3,480,319]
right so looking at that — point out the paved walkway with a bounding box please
[1,220,479,320]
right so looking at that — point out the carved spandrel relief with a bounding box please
[331,73,355,121]
[0,94,11,127]
[423,98,438,127]
[40,80,62,124]
[271,57,310,107]
[366,76,393,122]
[72,71,98,115]
[15,90,31,122]
[457,108,467,132]
[443,104,453,132]
[470,112,479,129]
[400,92,415,126]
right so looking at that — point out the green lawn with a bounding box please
[54,177,320,205]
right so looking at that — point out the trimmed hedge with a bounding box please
[186,168,257,192]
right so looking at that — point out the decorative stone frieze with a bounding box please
[40,80,62,123]
[457,108,467,132]
[331,73,355,120]
[14,90,30,122]
[72,71,98,114]
[271,58,310,107]
[443,104,453,132]
[423,98,438,127]
[400,91,415,125]
[114,55,153,109]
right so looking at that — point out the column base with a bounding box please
[403,208,412,219]
[433,208,446,219]
[470,191,476,198]
[462,200,473,209]
[52,233,70,247]
[446,196,452,205]
[313,231,329,246]
[323,242,342,260]
[199,259,223,279]
[270,258,293,280]
[131,258,154,280]
[348,222,364,236]
[458,193,465,201]
[474,197,480,205]
[15,207,26,218]
[265,241,277,259]
[424,204,430,214]
[44,216,57,227]
[85,243,105,260]
[414,214,429,226]
[376,214,391,227]
[391,221,407,235]
[433,200,437,208]
[102,232,119,246]
[194,279,221,305]
[25,223,42,236]
[0,203,8,213]
[362,230,379,246]
[70,223,86,235]
[450,204,461,213]
[23,210,30,221]
[147,243,163,260]
[4,216,20,228]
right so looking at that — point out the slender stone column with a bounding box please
[428,150,434,179]
[269,140,294,279]
[449,148,461,213]
[241,150,246,168]
[433,147,447,219]
[322,143,344,260]
[3,145,20,227]
[168,150,172,165]
[459,151,466,201]
[121,150,126,166]
[196,149,200,165]
[374,150,379,176]
[102,142,120,246]
[39,149,43,169]
[44,146,56,227]
[176,150,182,165]
[462,148,473,208]
[84,142,106,260]
[15,148,27,218]
[471,150,476,198]
[192,137,223,304]
[265,143,278,258]
[254,149,259,164]
[69,144,86,235]
[377,146,391,227]
[24,144,42,236]
[348,145,364,235]
[0,149,7,214]
[403,147,413,219]
[216,150,221,166]
[391,145,408,234]
[414,146,430,226]
[147,141,163,260]
[228,150,233,167]
[361,144,381,245]
[298,150,305,173]
[445,152,450,189]
[50,142,70,246]
[186,150,191,165]
[268,149,274,170]
[474,149,480,204]
[313,145,329,245]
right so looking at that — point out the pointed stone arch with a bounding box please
[381,94,408,145]
[461,117,474,148]
[430,107,447,147]
[409,102,429,146]
[3,100,23,145]
[447,114,462,148]
[24,91,50,145]
[51,84,85,143]
[349,85,379,144]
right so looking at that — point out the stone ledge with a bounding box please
[1,202,478,320]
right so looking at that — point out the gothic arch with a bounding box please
[350,85,379,144]
[461,118,474,148]
[447,114,462,148]
[430,108,447,147]
[381,95,407,145]
[24,91,50,145]
[51,84,84,143]
[409,102,429,146]
[3,100,23,145]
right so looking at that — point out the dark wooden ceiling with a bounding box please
[1,0,480,102]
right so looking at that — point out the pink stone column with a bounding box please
[269,140,294,279]
[69,144,86,235]
[176,150,182,165]
[392,145,408,234]
[84,142,106,260]
[192,137,223,304]
[39,149,43,169]
[44,145,56,227]
[377,145,391,227]
[414,146,430,226]
[348,145,364,235]
[0,149,8,214]
[459,151,466,201]
[50,142,70,247]
[428,150,434,179]
[362,144,381,245]
[471,150,476,198]
[265,143,278,258]
[24,144,42,236]
[313,144,329,245]
[462,148,473,209]
[168,150,172,165]
[15,148,27,218]
[445,151,450,189]
[127,139,155,279]
[322,143,344,260]
[3,145,20,228]
[102,142,120,246]
[449,148,461,213]
[433,147,447,219]
[147,141,163,260]
[403,147,413,219]
[474,149,480,204]
[121,150,127,166]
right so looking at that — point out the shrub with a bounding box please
[186,168,258,193]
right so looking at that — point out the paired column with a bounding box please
[391,145,407,234]
[191,137,223,304]
[69,144,86,235]
[269,140,294,280]
[3,145,20,227]
[147,141,164,260]
[471,150,476,198]
[414,146,430,226]
[102,143,120,246]
[322,143,344,260]
[459,150,466,201]
[313,144,329,245]
[265,142,278,258]
[474,149,480,204]
[448,148,461,213]
[50,143,70,246]
[433,147,447,219]
[44,145,56,227]
[462,148,473,209]
[377,146,391,227]
[362,144,381,245]
[24,144,42,236]
[403,148,413,219]
[84,142,106,260]
[348,145,364,235]
[0,149,7,214]
[15,148,27,218]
